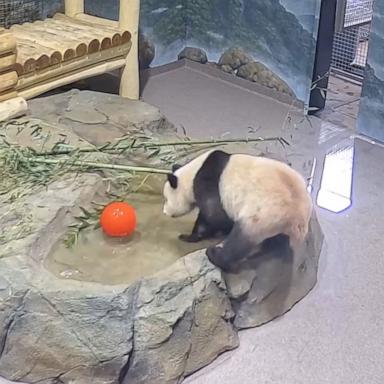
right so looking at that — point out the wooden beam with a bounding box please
[75,13,119,29]
[65,0,84,18]
[0,53,16,73]
[119,0,140,99]
[0,71,18,93]
[18,43,131,90]
[0,90,17,102]
[0,32,17,55]
[0,97,28,122]
[19,58,126,100]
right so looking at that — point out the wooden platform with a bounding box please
[5,13,133,99]
[10,14,131,76]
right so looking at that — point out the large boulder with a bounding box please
[27,90,176,146]
[0,91,324,383]
[218,47,252,70]
[226,216,323,329]
[0,175,323,384]
[237,61,295,97]
[178,47,208,64]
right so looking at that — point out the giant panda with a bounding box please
[162,149,312,272]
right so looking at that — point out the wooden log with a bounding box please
[0,90,17,102]
[18,42,131,89]
[49,17,115,49]
[74,13,131,43]
[33,20,101,54]
[10,31,63,65]
[19,58,126,100]
[0,53,16,73]
[0,32,17,55]
[0,97,28,122]
[119,0,140,99]
[11,23,88,58]
[0,71,18,93]
[65,0,84,18]
[15,41,51,72]
[53,14,123,47]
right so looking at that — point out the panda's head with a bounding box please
[163,164,196,218]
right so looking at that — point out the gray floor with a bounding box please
[140,65,384,384]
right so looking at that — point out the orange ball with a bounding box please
[100,201,137,237]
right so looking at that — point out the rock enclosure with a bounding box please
[0,92,324,384]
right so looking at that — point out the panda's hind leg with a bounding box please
[206,223,255,272]
[179,211,215,243]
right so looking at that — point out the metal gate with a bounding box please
[331,0,374,81]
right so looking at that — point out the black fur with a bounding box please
[172,164,182,173]
[206,223,255,272]
[167,173,178,189]
[178,150,234,243]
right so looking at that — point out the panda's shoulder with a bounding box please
[197,150,231,176]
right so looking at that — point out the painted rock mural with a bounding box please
[8,0,321,104]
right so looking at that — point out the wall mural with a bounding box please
[357,0,384,142]
[34,0,321,105]
[83,0,321,105]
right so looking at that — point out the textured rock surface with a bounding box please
[226,216,323,329]
[0,91,324,383]
[28,90,176,145]
[218,47,252,70]
[0,181,323,384]
[178,47,208,64]
[237,62,295,97]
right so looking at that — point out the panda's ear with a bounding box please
[172,164,182,173]
[167,173,178,189]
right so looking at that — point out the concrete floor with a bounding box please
[139,64,384,384]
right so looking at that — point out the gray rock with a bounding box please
[226,215,323,329]
[237,61,295,97]
[178,47,208,64]
[124,254,238,384]
[28,90,176,146]
[218,47,252,70]
[139,33,155,69]
[220,64,236,74]
[0,102,324,383]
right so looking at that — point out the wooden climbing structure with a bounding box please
[0,0,140,122]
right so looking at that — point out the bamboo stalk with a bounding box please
[34,137,287,156]
[29,157,170,174]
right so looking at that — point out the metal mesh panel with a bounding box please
[331,0,373,79]
[0,0,42,28]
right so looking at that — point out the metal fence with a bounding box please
[0,0,42,28]
[331,0,374,80]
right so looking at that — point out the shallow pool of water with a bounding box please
[45,193,216,285]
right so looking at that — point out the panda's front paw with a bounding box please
[179,233,201,243]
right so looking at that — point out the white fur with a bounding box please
[163,151,312,248]
[163,150,215,217]
[219,154,312,248]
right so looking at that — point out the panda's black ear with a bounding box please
[167,173,178,189]
[172,164,182,173]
